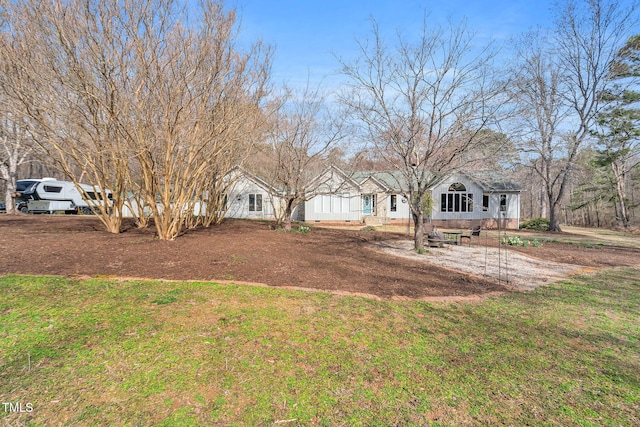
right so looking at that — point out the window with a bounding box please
[341,194,350,213]
[448,182,466,191]
[315,194,350,214]
[482,194,489,212]
[462,194,473,212]
[441,183,473,213]
[331,194,350,213]
[390,195,397,212]
[249,194,262,212]
[499,194,507,212]
[322,195,332,213]
[86,191,111,201]
[43,185,62,193]
[16,181,38,192]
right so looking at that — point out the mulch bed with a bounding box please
[1,216,637,300]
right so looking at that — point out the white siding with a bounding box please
[430,175,485,221]
[305,193,361,221]
[303,167,362,221]
[484,193,520,222]
[388,194,411,219]
[224,176,277,219]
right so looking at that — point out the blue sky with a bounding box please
[232,0,557,88]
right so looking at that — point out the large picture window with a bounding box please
[249,194,262,212]
[315,194,350,213]
[322,195,332,213]
[440,182,473,212]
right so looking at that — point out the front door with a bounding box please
[362,194,374,215]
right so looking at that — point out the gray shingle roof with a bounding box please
[351,170,411,191]
[352,169,521,192]
[462,170,521,192]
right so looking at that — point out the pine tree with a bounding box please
[593,35,640,227]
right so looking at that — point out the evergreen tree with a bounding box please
[593,35,640,227]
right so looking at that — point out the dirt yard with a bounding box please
[1,215,638,301]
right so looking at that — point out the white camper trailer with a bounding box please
[15,178,112,214]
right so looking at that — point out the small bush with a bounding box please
[275,225,310,233]
[501,235,523,246]
[520,217,550,231]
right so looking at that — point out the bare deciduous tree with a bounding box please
[509,30,567,222]
[255,84,346,231]
[1,0,134,231]
[511,0,638,231]
[0,117,34,215]
[125,0,270,239]
[339,18,505,250]
[1,0,271,239]
[0,31,38,215]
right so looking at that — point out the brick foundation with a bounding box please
[430,218,518,230]
[305,218,519,230]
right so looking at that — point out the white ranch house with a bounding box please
[223,169,281,220]
[429,171,521,229]
[223,166,521,229]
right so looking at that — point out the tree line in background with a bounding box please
[1,0,638,242]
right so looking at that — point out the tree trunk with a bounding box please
[0,160,18,214]
[283,211,292,232]
[529,188,534,219]
[611,162,629,228]
[549,196,562,232]
[279,198,297,232]
[4,184,17,215]
[540,185,547,218]
[413,210,424,250]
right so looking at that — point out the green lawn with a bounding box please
[1,269,639,426]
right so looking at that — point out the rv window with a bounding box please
[43,185,62,193]
[16,181,39,192]
[85,191,110,200]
